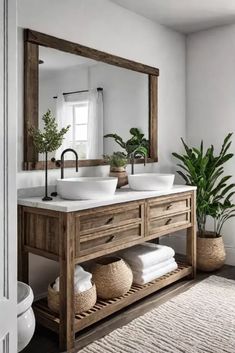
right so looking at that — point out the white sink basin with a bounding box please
[128,173,175,191]
[57,177,118,200]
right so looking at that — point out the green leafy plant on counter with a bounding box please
[104,128,149,159]
[29,109,70,153]
[28,109,70,201]
[172,133,235,237]
[103,152,128,168]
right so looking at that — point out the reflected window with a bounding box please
[71,102,88,159]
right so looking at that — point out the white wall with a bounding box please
[90,63,149,154]
[187,24,235,265]
[17,0,186,297]
[39,61,148,158]
[18,0,186,187]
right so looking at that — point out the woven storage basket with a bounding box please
[48,282,97,314]
[92,256,133,299]
[197,235,225,272]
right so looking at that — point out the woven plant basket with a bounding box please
[197,235,226,272]
[48,282,97,314]
[92,256,133,299]
[109,167,128,188]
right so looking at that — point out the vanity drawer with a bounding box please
[148,212,191,235]
[148,196,191,219]
[78,202,144,235]
[76,223,143,257]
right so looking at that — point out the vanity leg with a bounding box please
[59,213,75,352]
[187,190,197,278]
[18,206,29,283]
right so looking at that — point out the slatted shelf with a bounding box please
[33,262,192,334]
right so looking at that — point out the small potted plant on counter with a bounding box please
[104,152,128,188]
[172,133,235,271]
[29,109,70,201]
[104,127,149,179]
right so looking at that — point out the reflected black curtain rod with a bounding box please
[62,87,103,96]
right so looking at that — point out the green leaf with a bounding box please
[172,132,235,236]
[104,128,149,158]
[28,109,70,153]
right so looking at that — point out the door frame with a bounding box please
[0,0,17,352]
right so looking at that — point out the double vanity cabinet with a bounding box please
[18,185,197,351]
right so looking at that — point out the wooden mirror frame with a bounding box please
[23,29,159,170]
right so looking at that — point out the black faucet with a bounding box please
[60,148,79,179]
[130,151,147,175]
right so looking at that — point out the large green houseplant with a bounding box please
[172,133,235,271]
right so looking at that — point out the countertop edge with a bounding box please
[17,185,196,213]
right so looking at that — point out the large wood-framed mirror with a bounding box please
[23,29,159,170]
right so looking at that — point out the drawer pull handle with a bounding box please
[105,216,114,225]
[166,204,173,210]
[105,235,116,243]
[165,218,172,225]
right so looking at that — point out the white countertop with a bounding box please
[17,185,196,213]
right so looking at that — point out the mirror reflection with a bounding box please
[39,46,149,161]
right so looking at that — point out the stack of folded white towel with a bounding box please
[53,265,92,293]
[119,243,178,285]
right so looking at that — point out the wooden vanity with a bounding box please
[18,186,196,351]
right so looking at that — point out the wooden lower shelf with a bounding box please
[33,262,192,335]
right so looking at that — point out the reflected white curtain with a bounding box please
[55,94,73,160]
[87,89,104,159]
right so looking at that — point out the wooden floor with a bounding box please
[22,265,235,353]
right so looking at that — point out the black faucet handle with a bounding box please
[51,157,61,168]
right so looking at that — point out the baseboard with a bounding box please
[225,246,235,266]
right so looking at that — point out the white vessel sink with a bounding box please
[128,173,175,191]
[57,177,118,200]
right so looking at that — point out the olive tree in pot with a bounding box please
[29,110,70,201]
[173,133,235,271]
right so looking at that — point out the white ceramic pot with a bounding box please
[17,282,35,352]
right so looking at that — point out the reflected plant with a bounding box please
[103,152,128,168]
[104,128,149,159]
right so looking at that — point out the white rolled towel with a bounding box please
[120,243,175,269]
[53,277,92,293]
[132,257,175,275]
[74,265,92,281]
[133,260,178,285]
[74,279,92,293]
[53,265,92,293]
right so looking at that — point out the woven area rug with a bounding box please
[80,276,235,353]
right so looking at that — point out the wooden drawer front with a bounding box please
[79,202,144,236]
[76,224,143,257]
[23,210,59,255]
[149,197,190,219]
[149,212,190,235]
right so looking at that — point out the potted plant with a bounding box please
[172,133,235,271]
[29,110,70,201]
[104,128,149,187]
[104,152,128,188]
[104,128,149,160]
